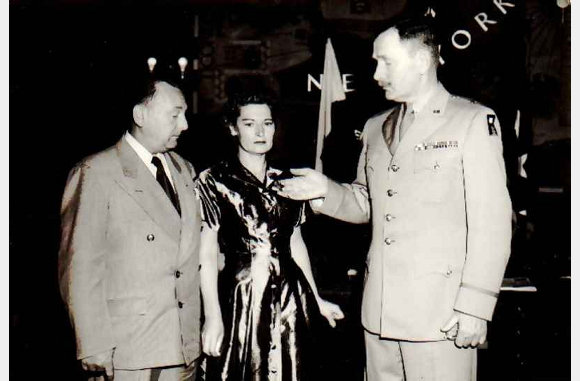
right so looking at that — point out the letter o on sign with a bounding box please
[451,30,472,50]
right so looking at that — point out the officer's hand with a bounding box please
[441,312,487,348]
[81,349,114,379]
[272,168,328,201]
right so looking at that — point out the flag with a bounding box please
[315,38,346,172]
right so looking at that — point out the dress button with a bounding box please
[385,214,394,221]
[384,238,394,245]
[146,234,155,242]
[391,164,399,172]
[175,270,181,278]
[178,301,184,308]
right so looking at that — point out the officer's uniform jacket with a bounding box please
[314,84,512,341]
[58,137,202,369]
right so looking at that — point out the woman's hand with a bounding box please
[317,298,345,328]
[202,317,224,357]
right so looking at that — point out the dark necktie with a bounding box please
[151,156,181,215]
[399,105,415,142]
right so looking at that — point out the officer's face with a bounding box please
[135,81,189,154]
[372,28,423,102]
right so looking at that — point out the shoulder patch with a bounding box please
[487,114,498,136]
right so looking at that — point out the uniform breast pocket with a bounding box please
[413,149,460,202]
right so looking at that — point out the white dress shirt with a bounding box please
[124,131,176,190]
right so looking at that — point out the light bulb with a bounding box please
[147,57,157,73]
[178,57,188,79]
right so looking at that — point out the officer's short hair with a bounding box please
[392,17,440,66]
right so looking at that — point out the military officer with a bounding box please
[274,17,512,381]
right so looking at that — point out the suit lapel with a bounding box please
[166,153,201,264]
[114,139,181,243]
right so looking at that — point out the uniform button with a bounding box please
[384,238,394,245]
[385,214,394,221]
[178,301,184,308]
[387,189,396,197]
[391,164,399,172]
[146,234,155,242]
[175,270,181,278]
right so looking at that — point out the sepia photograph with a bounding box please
[9,0,572,380]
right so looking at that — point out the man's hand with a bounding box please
[202,317,224,357]
[441,311,487,348]
[81,349,114,379]
[317,298,345,328]
[272,168,329,201]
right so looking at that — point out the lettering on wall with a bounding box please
[307,73,355,92]
[450,0,516,51]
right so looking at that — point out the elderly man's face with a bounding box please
[138,81,188,153]
[372,28,423,103]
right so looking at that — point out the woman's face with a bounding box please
[230,103,275,156]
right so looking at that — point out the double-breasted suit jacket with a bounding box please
[58,137,202,369]
[314,84,512,341]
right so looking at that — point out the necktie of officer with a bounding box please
[399,104,415,142]
[151,156,181,215]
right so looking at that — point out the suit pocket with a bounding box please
[107,297,148,317]
[413,150,459,202]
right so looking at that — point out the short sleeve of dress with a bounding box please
[194,171,221,231]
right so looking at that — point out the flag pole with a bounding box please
[315,38,346,172]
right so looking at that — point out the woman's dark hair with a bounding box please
[223,92,275,127]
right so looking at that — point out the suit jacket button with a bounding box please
[178,301,184,308]
[147,234,155,242]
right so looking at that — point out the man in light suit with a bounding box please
[275,18,512,380]
[59,79,202,380]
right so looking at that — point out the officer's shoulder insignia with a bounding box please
[487,114,498,136]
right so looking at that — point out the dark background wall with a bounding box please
[10,0,570,379]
